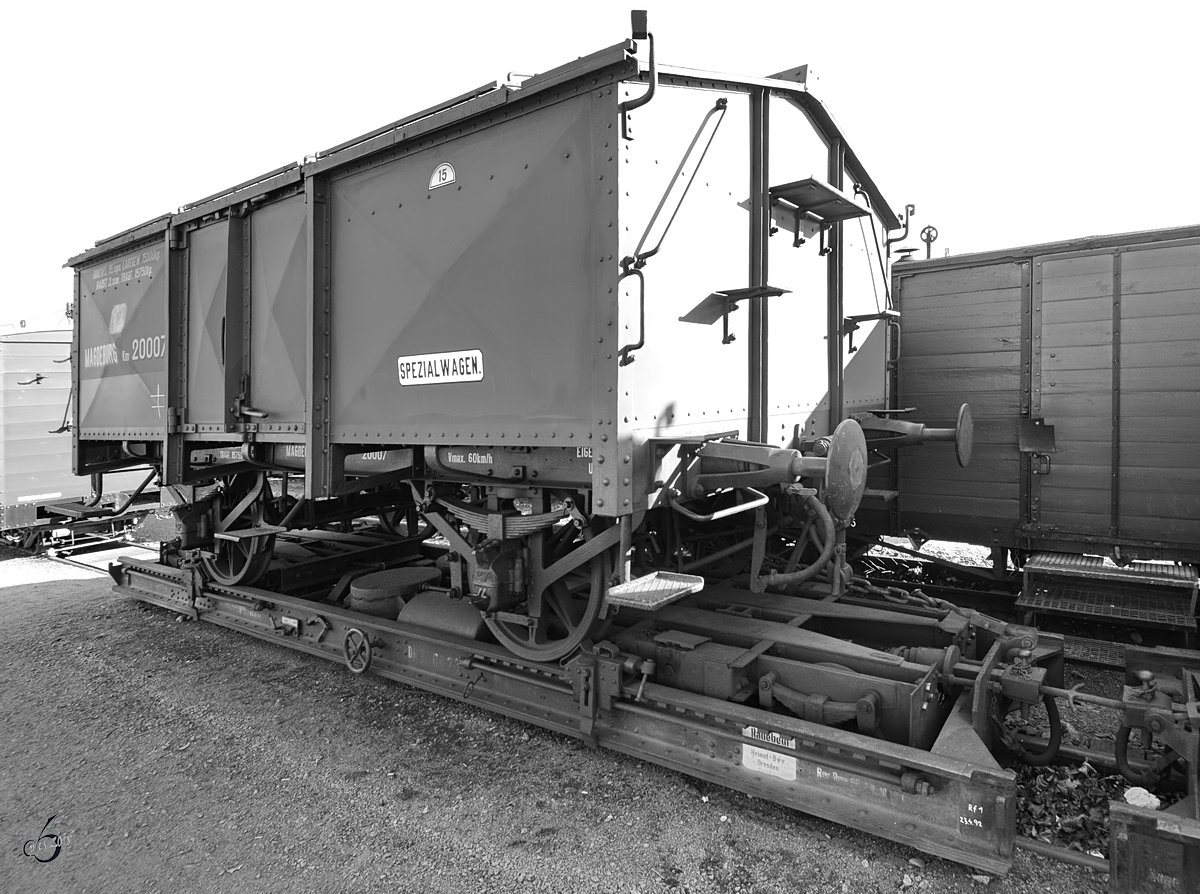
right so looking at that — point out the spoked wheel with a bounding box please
[200,472,277,587]
[378,505,431,540]
[485,532,612,663]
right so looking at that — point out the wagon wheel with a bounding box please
[378,505,431,540]
[485,531,612,663]
[200,471,276,587]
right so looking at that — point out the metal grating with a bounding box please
[1025,552,1198,588]
[605,571,705,610]
[1017,578,1196,629]
[1062,635,1126,668]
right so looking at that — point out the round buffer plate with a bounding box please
[824,418,868,526]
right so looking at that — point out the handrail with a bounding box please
[667,487,768,523]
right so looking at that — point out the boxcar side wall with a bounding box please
[1115,240,1200,545]
[326,88,610,447]
[70,65,632,503]
[76,237,169,441]
[894,232,1200,561]
[248,195,309,427]
[185,220,234,428]
[1032,250,1115,535]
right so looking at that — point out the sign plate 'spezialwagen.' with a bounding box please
[397,350,484,386]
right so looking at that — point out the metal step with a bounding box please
[605,571,704,610]
[1018,552,1198,632]
[1017,578,1196,629]
[214,525,288,542]
[1024,552,1198,589]
[861,487,899,503]
[46,501,114,519]
[1062,635,1126,668]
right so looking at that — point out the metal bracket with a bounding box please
[678,285,789,346]
[1018,418,1056,453]
[572,654,600,746]
[748,506,769,593]
[842,309,900,354]
[307,614,330,644]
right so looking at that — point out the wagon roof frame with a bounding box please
[68,38,898,267]
[893,222,1200,274]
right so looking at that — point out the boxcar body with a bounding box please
[68,43,901,505]
[891,225,1200,564]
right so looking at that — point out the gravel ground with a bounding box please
[0,549,1109,893]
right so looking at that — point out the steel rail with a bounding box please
[1016,835,1109,874]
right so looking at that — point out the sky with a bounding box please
[3,0,1198,332]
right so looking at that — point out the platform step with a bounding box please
[214,525,288,542]
[46,501,113,519]
[605,571,704,610]
[1062,635,1127,668]
[861,488,899,503]
[1017,578,1196,629]
[1024,552,1198,589]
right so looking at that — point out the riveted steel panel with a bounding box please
[616,84,751,448]
[327,91,603,445]
[185,221,230,425]
[77,237,169,436]
[249,195,308,425]
[614,87,884,453]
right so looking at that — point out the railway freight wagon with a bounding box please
[64,15,1200,879]
[888,226,1200,654]
[0,329,154,548]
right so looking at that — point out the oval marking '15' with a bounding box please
[429,162,456,190]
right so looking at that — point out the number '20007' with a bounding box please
[131,335,166,361]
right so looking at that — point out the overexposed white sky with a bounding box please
[3,0,1198,331]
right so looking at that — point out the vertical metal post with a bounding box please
[748,88,770,443]
[1018,261,1033,528]
[70,270,82,477]
[241,215,254,419]
[826,138,845,433]
[224,216,247,433]
[1110,251,1123,536]
[1029,261,1044,524]
[304,175,333,500]
[164,229,188,485]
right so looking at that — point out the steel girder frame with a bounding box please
[112,558,1018,874]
